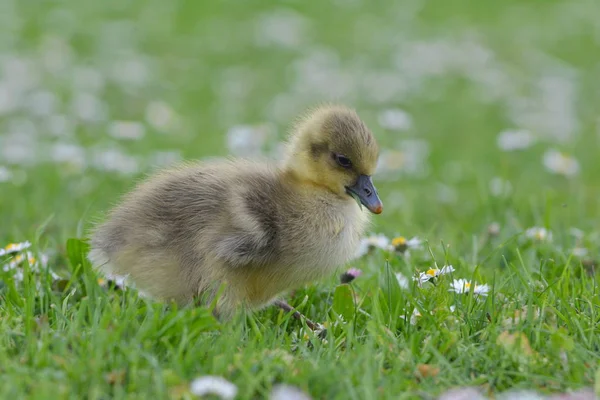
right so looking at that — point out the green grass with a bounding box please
[1,0,600,399]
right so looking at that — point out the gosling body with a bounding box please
[89,105,382,315]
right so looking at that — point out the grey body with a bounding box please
[89,105,380,316]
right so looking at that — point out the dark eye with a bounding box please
[333,153,352,169]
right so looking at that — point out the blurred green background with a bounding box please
[1,0,598,248]
[1,1,600,398]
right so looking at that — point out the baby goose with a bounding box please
[89,105,383,317]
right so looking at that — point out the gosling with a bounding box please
[89,105,383,317]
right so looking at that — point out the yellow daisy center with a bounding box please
[426,269,438,277]
[392,236,407,247]
[465,282,472,288]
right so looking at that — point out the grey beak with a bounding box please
[346,175,383,214]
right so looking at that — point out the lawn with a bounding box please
[1,0,599,399]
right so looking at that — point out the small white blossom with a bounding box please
[108,121,146,141]
[254,10,309,49]
[271,384,312,400]
[449,279,490,296]
[226,124,273,158]
[400,308,422,325]
[543,149,580,177]
[525,227,553,243]
[71,93,108,123]
[487,222,501,236]
[145,101,179,132]
[376,140,430,180]
[355,234,390,258]
[91,148,139,175]
[0,241,32,256]
[497,129,535,151]
[391,236,422,252]
[190,376,238,399]
[568,227,584,239]
[378,108,413,131]
[572,247,588,258]
[395,273,409,289]
[414,265,455,284]
[489,177,512,197]
[0,166,12,182]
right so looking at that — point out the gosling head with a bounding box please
[284,105,383,214]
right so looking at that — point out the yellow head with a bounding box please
[283,105,383,214]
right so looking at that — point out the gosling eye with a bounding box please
[333,153,353,169]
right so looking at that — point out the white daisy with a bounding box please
[395,273,409,289]
[377,108,413,131]
[489,177,512,197]
[414,265,455,284]
[108,121,146,141]
[226,124,273,158]
[355,234,390,258]
[390,236,422,253]
[145,101,179,132]
[543,149,580,177]
[572,247,588,258]
[449,279,490,296]
[189,376,238,399]
[496,129,535,151]
[400,308,422,325]
[568,227,584,239]
[525,227,553,243]
[0,241,32,256]
[0,166,12,182]
[271,384,311,400]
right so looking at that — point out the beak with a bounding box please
[346,175,383,214]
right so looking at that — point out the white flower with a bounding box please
[400,308,422,325]
[27,90,57,117]
[543,149,580,177]
[355,234,390,258]
[226,124,272,158]
[391,236,422,253]
[91,148,139,175]
[145,101,179,132]
[489,177,512,197]
[0,241,32,256]
[414,265,455,284]
[395,273,409,289]
[496,389,546,400]
[71,93,107,123]
[190,376,238,399]
[436,183,458,204]
[568,227,584,239]
[377,108,413,131]
[449,279,490,296]
[0,166,12,182]
[376,140,430,180]
[3,251,57,282]
[525,227,553,242]
[497,129,535,151]
[108,121,146,141]
[487,222,501,236]
[254,10,309,49]
[271,384,312,400]
[3,251,47,270]
[572,247,588,258]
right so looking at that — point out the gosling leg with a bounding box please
[274,300,321,332]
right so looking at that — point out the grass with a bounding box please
[1,0,600,399]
